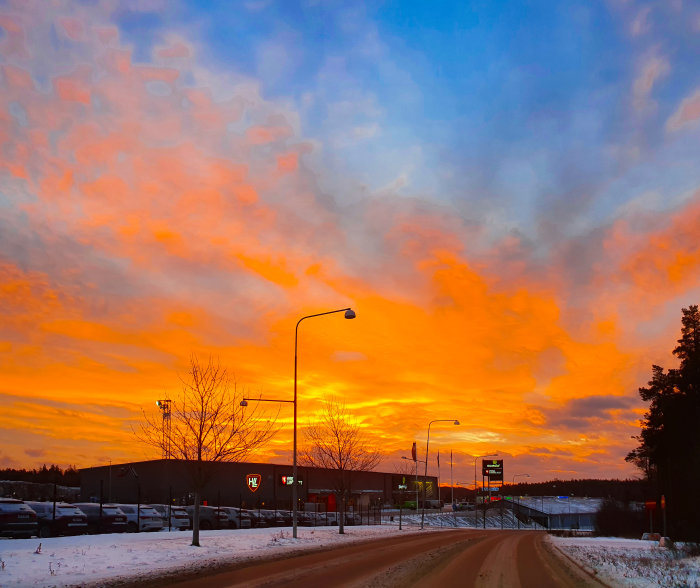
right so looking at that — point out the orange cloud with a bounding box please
[246,125,293,145]
[277,152,299,173]
[0,1,683,484]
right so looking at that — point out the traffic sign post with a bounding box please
[644,500,657,533]
[661,495,666,538]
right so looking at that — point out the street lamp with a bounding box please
[294,308,355,538]
[240,307,355,539]
[512,473,530,529]
[422,419,459,529]
[474,453,497,528]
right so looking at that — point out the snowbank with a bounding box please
[552,536,700,587]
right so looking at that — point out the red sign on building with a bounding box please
[246,474,262,492]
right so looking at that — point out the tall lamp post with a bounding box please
[294,308,355,537]
[512,473,530,529]
[474,453,497,528]
[241,307,356,539]
[422,419,459,529]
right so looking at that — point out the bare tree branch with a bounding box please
[136,355,278,546]
[299,396,381,534]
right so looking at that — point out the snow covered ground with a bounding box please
[552,536,700,587]
[1,525,699,587]
[2,526,407,587]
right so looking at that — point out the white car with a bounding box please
[150,504,190,530]
[114,504,164,532]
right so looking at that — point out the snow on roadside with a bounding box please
[0,526,420,587]
[3,528,700,588]
[551,536,700,588]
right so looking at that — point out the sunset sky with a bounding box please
[1,0,699,485]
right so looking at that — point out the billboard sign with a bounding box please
[482,459,504,481]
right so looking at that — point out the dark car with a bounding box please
[259,509,290,527]
[25,502,88,538]
[184,505,229,530]
[244,509,269,528]
[0,498,38,538]
[296,511,316,527]
[73,503,128,534]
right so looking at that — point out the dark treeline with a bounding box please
[442,478,649,502]
[0,464,80,486]
[626,305,700,541]
[507,478,650,501]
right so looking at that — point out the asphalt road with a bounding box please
[136,529,607,588]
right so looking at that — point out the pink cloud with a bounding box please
[667,88,700,131]
[630,6,651,36]
[632,53,669,112]
[59,17,85,41]
[156,41,192,59]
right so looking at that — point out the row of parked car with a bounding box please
[0,498,356,539]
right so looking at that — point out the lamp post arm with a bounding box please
[242,397,294,404]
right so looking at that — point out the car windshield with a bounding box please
[0,500,32,513]
[56,505,83,516]
[140,507,160,516]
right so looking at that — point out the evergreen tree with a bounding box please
[626,305,700,540]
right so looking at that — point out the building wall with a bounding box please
[79,460,438,510]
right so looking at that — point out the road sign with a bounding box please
[482,459,503,481]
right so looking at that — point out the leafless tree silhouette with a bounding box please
[138,355,278,546]
[300,396,381,534]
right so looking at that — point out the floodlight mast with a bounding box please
[156,399,171,459]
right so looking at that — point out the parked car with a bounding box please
[184,505,230,530]
[25,502,88,538]
[320,511,338,526]
[0,498,38,538]
[150,504,190,530]
[296,511,316,527]
[217,507,252,529]
[114,504,164,532]
[259,509,293,527]
[244,509,269,528]
[73,503,128,534]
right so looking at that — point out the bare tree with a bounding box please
[138,355,278,546]
[299,397,381,534]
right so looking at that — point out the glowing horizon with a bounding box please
[1,1,699,484]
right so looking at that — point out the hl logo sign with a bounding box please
[246,474,262,492]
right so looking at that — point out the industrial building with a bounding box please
[79,460,436,512]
